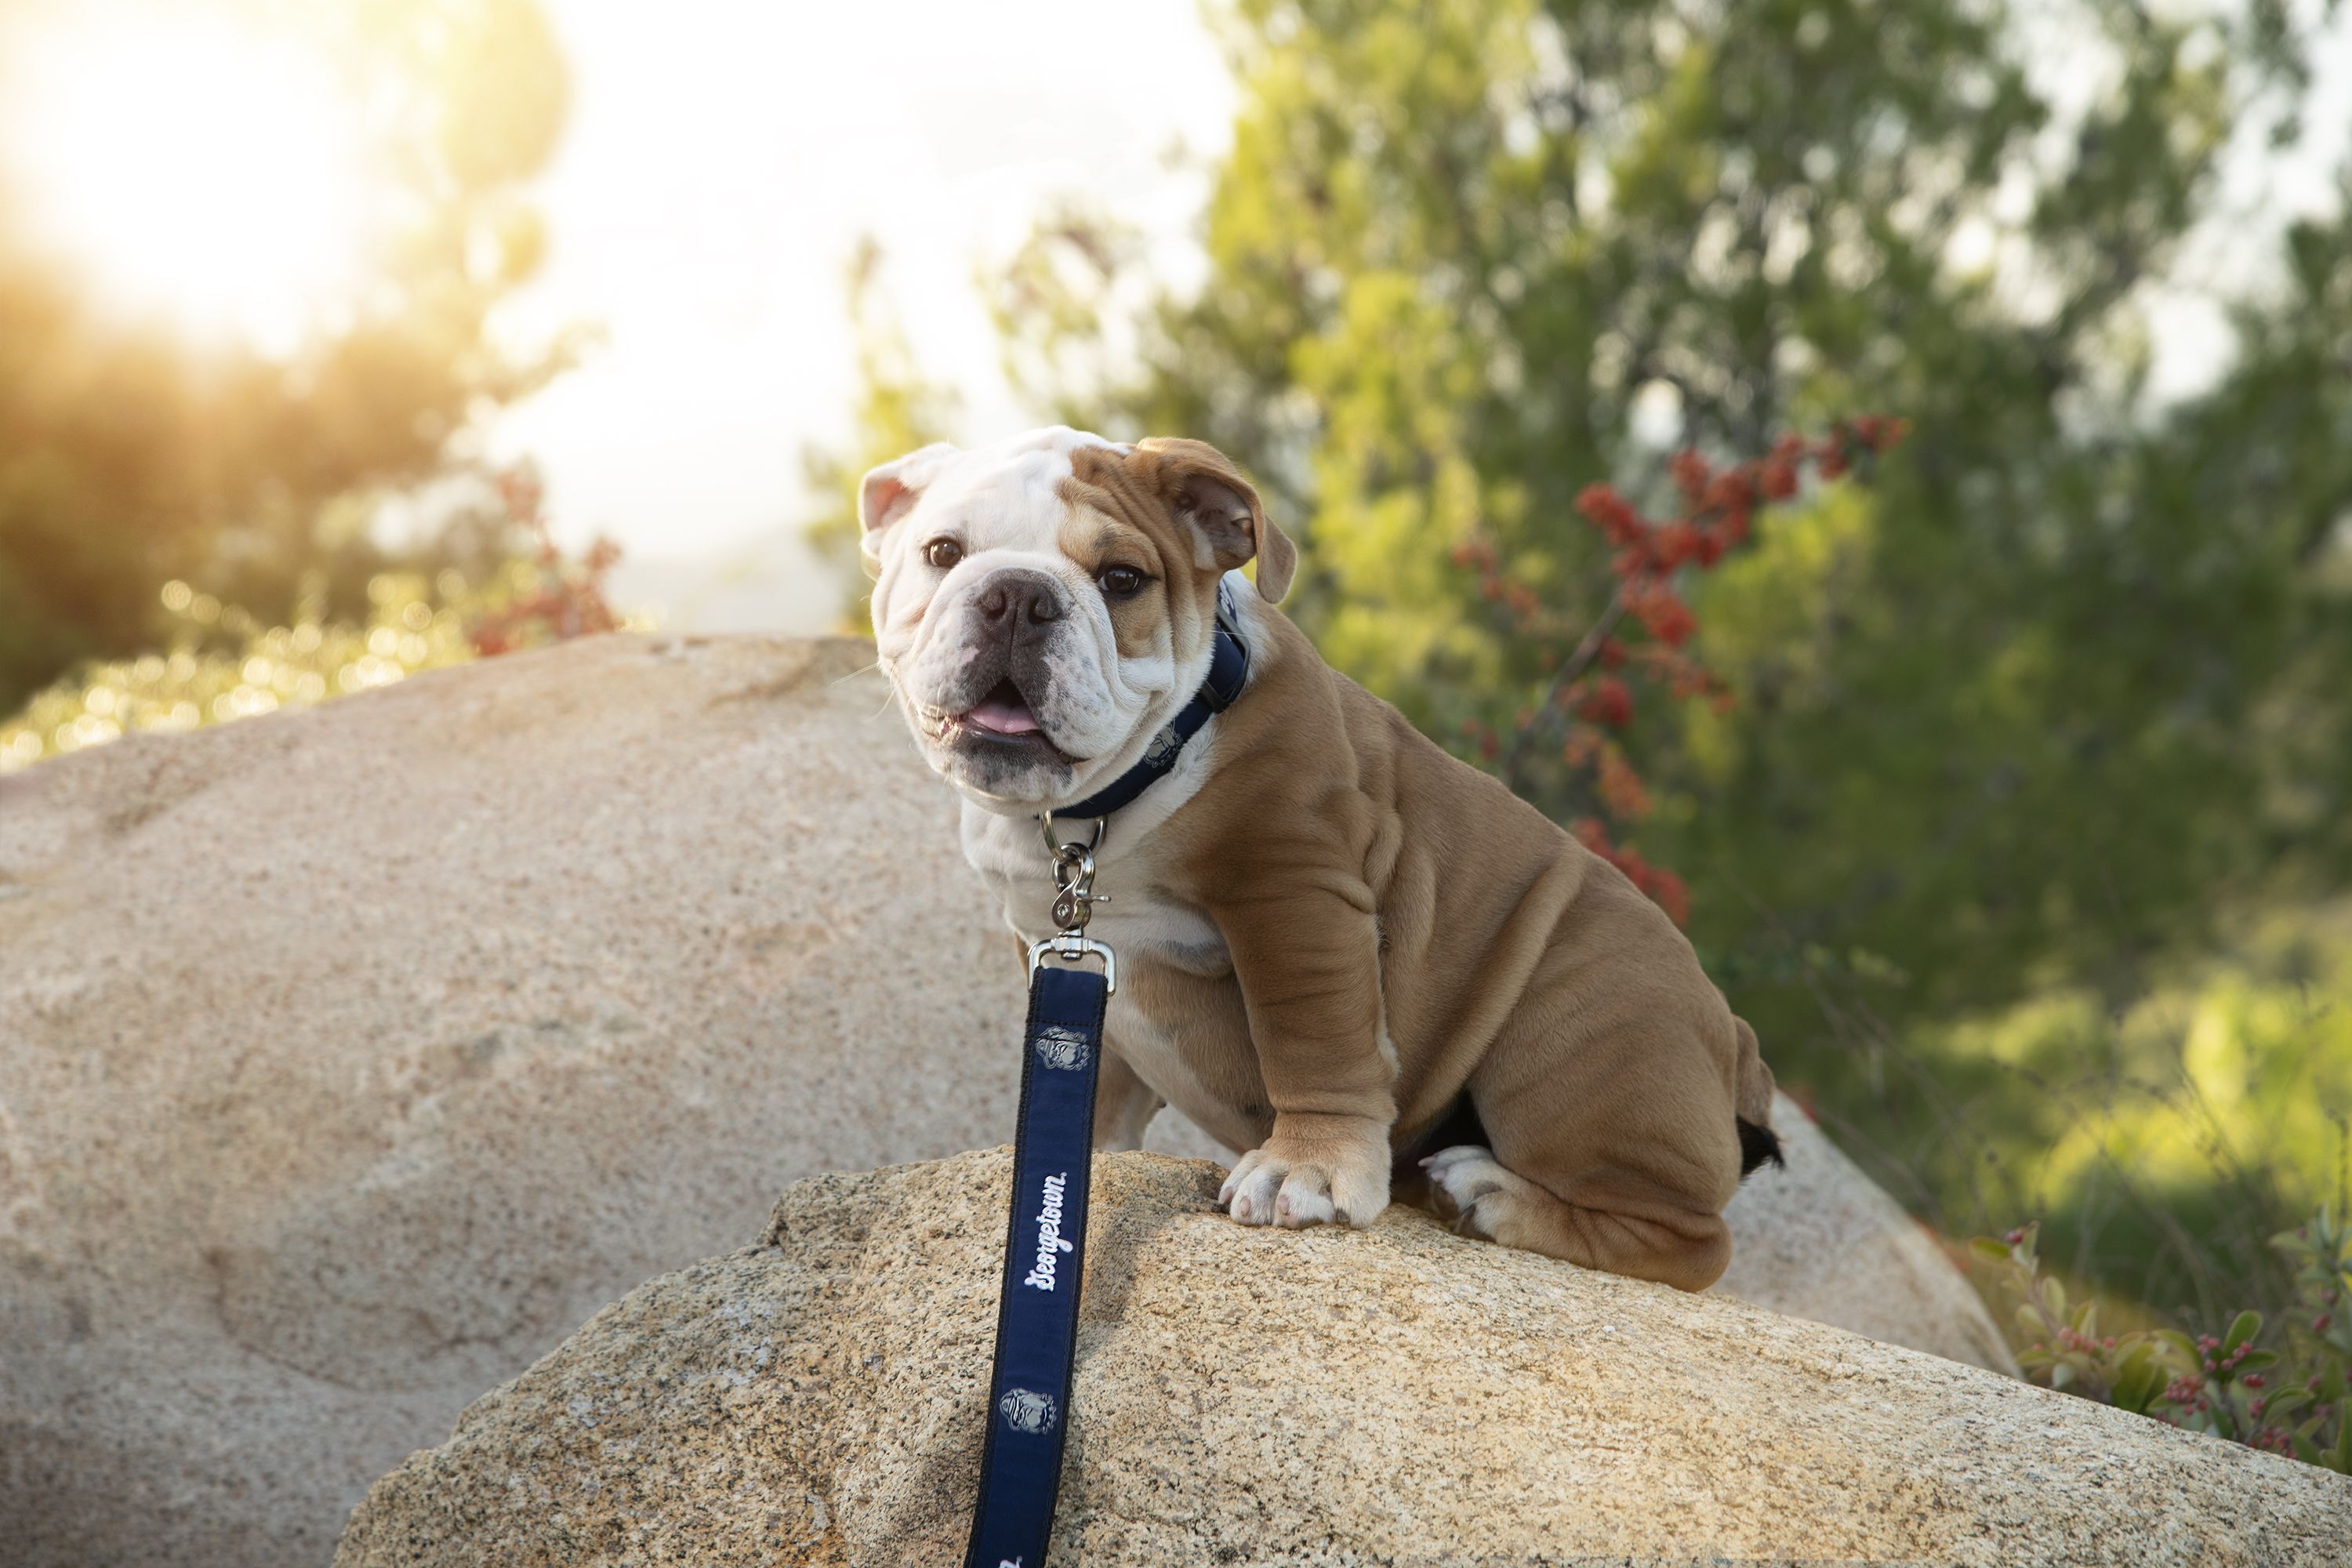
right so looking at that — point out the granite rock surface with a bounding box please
[337,1150,2348,1567]
[0,634,2009,1565]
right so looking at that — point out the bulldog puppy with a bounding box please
[864,426,1779,1291]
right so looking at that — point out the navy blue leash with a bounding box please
[963,814,1120,1568]
[962,957,1108,1568]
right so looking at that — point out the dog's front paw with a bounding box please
[1218,1115,1391,1230]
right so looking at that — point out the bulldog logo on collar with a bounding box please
[1140,724,1183,771]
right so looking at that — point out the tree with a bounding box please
[800,237,964,633]
[0,0,575,712]
[962,0,2352,1295]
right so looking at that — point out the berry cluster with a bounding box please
[468,469,625,656]
[1450,418,1910,924]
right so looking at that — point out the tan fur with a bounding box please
[1065,441,1767,1291]
[873,430,1773,1293]
[1160,607,1767,1287]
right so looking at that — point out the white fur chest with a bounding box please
[958,796,1229,974]
[958,728,1242,1127]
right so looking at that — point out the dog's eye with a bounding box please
[923,539,963,571]
[1098,565,1148,597]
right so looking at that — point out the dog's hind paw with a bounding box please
[1420,1144,1534,1240]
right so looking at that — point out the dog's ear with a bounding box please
[857,442,962,570]
[1135,437,1296,602]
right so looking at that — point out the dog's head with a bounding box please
[862,426,1294,814]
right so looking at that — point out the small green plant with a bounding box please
[2267,1208,2352,1468]
[1973,1214,2351,1469]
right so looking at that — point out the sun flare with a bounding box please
[1,4,371,351]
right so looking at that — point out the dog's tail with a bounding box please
[1732,1016,1784,1176]
[1737,1115,1784,1175]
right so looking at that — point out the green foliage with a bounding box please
[2,468,638,772]
[1,572,480,772]
[1905,906,2352,1318]
[1976,1216,2351,1469]
[0,0,576,712]
[966,0,2352,1308]
[0,543,635,775]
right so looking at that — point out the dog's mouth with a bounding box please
[924,677,1069,762]
[964,677,1042,737]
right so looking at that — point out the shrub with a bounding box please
[1973,1213,2352,1470]
[1450,418,1908,924]
[0,468,630,774]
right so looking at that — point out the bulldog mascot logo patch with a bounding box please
[1033,1024,1091,1072]
[997,1387,1059,1436]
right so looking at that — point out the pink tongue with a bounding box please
[967,695,1040,735]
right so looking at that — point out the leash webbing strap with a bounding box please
[963,962,1106,1568]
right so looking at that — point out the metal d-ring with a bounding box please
[1036,809,1105,858]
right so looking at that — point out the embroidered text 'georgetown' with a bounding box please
[1022,1172,1074,1290]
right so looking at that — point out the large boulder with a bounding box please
[1718,1099,2018,1376]
[0,634,2004,1566]
[335,1149,2349,1567]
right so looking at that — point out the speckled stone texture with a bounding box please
[2,633,2005,1566]
[335,1149,2350,1568]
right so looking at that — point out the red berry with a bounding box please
[1668,448,1711,503]
[1577,676,1635,729]
[1577,484,1645,546]
[1651,521,1700,569]
[1633,589,1695,648]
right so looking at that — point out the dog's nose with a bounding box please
[973,571,1065,637]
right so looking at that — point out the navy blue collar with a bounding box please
[1056,580,1250,820]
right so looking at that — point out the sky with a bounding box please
[482,0,1237,633]
[2,0,2346,637]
